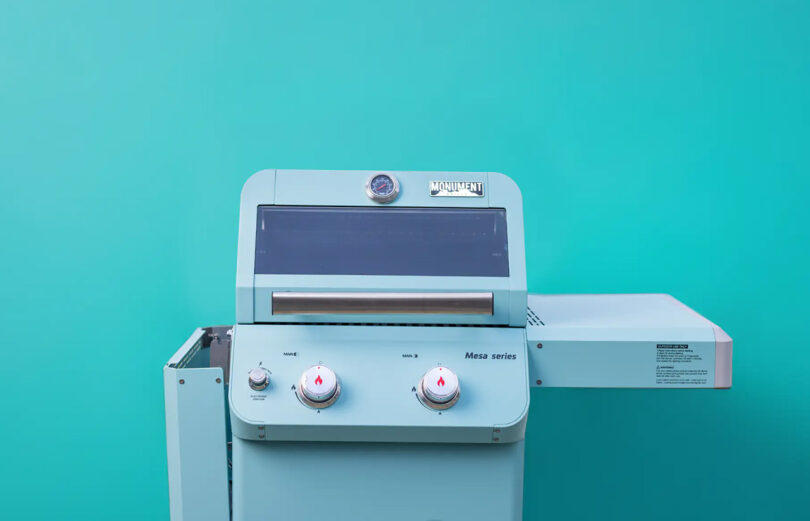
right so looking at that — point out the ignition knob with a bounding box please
[248,368,269,391]
[418,366,460,410]
[297,365,340,408]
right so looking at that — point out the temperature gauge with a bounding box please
[365,173,400,203]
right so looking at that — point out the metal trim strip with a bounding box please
[272,292,494,315]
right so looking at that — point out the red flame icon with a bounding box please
[315,375,323,385]
[437,376,445,387]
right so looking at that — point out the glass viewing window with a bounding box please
[254,206,509,277]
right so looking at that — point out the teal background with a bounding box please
[1,1,808,519]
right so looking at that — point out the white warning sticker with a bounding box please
[655,344,710,386]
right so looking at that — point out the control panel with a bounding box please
[229,324,529,444]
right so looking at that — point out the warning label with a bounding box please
[656,344,709,385]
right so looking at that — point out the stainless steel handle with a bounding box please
[271,292,493,315]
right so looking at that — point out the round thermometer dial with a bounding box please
[365,173,400,203]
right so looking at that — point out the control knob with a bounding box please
[418,366,460,409]
[297,365,340,408]
[248,368,269,391]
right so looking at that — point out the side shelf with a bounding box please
[164,327,233,521]
[526,294,733,389]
